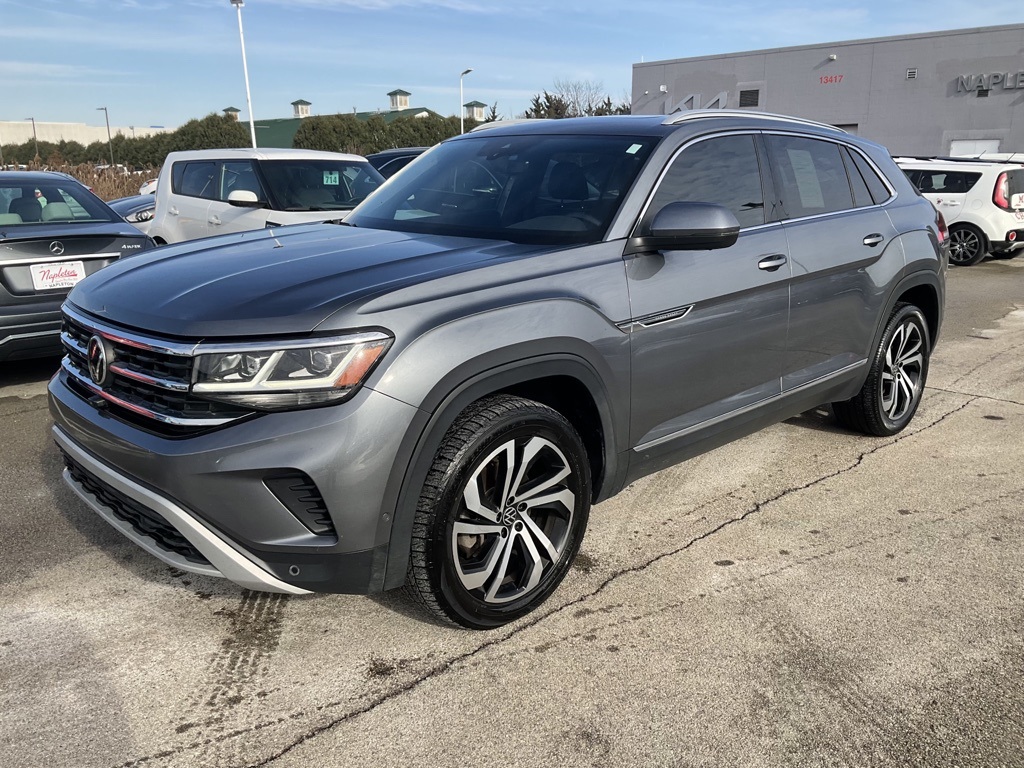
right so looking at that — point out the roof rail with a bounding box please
[893,155,1023,165]
[661,109,846,133]
[469,118,550,133]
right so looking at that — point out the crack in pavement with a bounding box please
[926,386,1024,408]
[107,394,978,768]
[473,483,1024,662]
[945,339,1024,389]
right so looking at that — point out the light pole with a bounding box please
[97,106,114,167]
[230,0,258,148]
[459,68,473,134]
[25,117,38,161]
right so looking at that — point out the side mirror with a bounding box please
[227,190,263,208]
[625,202,740,255]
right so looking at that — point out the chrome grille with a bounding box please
[61,306,252,433]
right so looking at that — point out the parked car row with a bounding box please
[895,156,1024,266]
[45,112,948,628]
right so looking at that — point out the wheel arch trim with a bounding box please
[376,353,624,591]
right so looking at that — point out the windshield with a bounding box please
[257,159,384,212]
[346,133,657,244]
[0,178,115,226]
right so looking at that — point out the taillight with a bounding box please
[993,172,1011,210]
[936,209,948,244]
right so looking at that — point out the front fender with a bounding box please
[370,299,631,590]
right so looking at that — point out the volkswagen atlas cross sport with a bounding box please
[49,111,946,629]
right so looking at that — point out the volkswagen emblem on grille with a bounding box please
[49,241,65,256]
[86,335,111,387]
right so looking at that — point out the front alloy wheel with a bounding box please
[406,395,590,629]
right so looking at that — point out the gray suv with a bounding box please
[48,112,947,629]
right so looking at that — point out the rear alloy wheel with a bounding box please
[406,395,590,629]
[833,303,930,436]
[947,225,987,266]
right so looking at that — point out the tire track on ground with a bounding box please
[110,394,979,768]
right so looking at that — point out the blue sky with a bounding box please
[2,0,1022,130]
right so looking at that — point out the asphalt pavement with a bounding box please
[1,258,1022,768]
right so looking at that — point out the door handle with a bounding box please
[209,215,221,226]
[168,207,179,216]
[757,254,787,271]
[863,233,884,247]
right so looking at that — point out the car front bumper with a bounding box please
[0,304,62,362]
[48,369,422,594]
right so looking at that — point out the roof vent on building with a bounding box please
[739,89,760,108]
[977,89,990,98]
[906,68,918,80]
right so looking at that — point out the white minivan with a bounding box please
[148,148,384,244]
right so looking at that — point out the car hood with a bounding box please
[66,223,547,338]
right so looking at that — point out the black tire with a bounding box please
[833,303,931,437]
[406,395,591,629]
[947,224,987,266]
[989,249,1019,260]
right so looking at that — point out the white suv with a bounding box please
[148,148,384,244]
[896,157,1024,266]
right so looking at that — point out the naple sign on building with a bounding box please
[956,72,1024,92]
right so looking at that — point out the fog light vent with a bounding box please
[265,472,336,537]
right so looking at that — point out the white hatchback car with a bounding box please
[896,157,1024,266]
[148,148,384,244]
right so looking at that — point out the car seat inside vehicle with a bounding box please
[9,196,42,222]
[40,202,74,221]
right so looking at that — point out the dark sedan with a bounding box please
[364,147,429,178]
[0,171,154,362]
[107,194,155,235]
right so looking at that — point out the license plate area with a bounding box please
[29,260,86,291]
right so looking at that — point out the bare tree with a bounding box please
[523,79,631,118]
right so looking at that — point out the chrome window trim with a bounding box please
[634,128,902,240]
[632,129,770,237]
[763,129,898,217]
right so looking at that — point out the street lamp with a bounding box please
[230,0,258,149]
[25,117,38,161]
[97,106,114,167]
[460,68,473,134]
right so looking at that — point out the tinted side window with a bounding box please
[175,161,217,200]
[849,151,893,204]
[219,161,265,202]
[643,134,765,230]
[913,170,981,195]
[841,147,873,208]
[768,135,852,218]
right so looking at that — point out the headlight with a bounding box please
[127,209,154,223]
[192,332,392,411]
